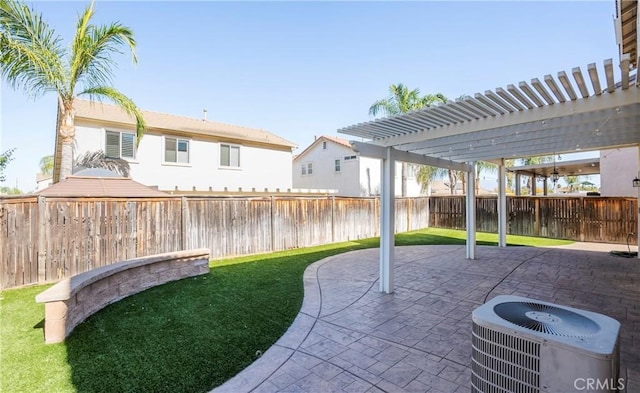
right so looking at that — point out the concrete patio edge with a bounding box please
[213,253,345,392]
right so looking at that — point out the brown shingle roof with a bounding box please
[37,176,169,197]
[73,99,297,148]
[293,135,354,162]
[321,135,352,148]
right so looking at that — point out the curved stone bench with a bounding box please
[35,248,210,344]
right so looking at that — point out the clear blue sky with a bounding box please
[1,1,618,191]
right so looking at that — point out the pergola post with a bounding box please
[531,176,537,195]
[466,162,476,259]
[498,161,507,247]
[543,177,548,196]
[515,173,522,195]
[380,147,395,293]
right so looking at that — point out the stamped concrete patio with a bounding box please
[215,244,640,393]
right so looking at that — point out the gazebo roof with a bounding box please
[36,175,168,197]
[339,58,639,165]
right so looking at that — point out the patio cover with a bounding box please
[338,57,640,293]
[507,158,600,196]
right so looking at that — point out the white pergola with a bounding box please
[338,57,640,294]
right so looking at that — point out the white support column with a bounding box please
[531,176,537,195]
[380,147,396,293]
[466,162,477,259]
[498,161,507,247]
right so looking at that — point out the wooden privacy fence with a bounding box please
[1,195,637,289]
[0,196,425,289]
[429,196,638,244]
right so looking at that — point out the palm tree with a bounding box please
[0,0,145,182]
[416,165,448,195]
[369,84,446,196]
[0,148,14,182]
[475,161,497,194]
[39,154,53,175]
[566,175,579,192]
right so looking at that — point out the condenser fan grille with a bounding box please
[493,302,601,337]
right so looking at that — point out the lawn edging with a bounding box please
[35,248,210,344]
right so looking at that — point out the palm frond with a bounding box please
[416,165,447,193]
[0,0,65,97]
[79,86,146,145]
[369,98,399,117]
[69,2,137,95]
[75,150,130,177]
[370,83,448,118]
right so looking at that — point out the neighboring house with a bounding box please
[599,146,640,196]
[292,135,423,197]
[53,99,297,191]
[35,173,53,191]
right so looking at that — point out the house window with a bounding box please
[334,159,341,172]
[105,130,135,159]
[220,144,240,167]
[301,162,313,175]
[165,137,189,164]
[322,141,327,150]
[344,155,357,160]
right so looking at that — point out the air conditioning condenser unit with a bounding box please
[471,295,621,393]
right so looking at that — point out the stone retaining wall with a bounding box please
[35,248,210,344]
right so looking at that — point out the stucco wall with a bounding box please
[74,123,293,191]
[600,147,639,197]
[293,141,358,195]
[292,139,424,197]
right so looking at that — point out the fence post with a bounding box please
[181,197,187,250]
[270,196,275,251]
[37,195,47,283]
[579,197,585,242]
[330,195,335,243]
[407,198,411,231]
[427,197,431,228]
[534,198,540,237]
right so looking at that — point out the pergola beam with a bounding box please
[350,141,470,171]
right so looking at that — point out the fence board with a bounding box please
[333,197,378,242]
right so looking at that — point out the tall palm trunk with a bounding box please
[58,99,75,181]
[448,170,458,195]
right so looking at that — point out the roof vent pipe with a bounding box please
[203,109,207,121]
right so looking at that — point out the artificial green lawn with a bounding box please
[0,228,572,392]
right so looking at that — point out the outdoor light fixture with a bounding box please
[633,173,640,188]
[551,154,559,184]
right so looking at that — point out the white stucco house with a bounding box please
[292,135,423,197]
[600,146,640,197]
[53,99,297,191]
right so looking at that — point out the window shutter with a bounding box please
[230,146,240,167]
[165,138,177,162]
[220,144,230,166]
[105,131,120,158]
[121,134,135,159]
